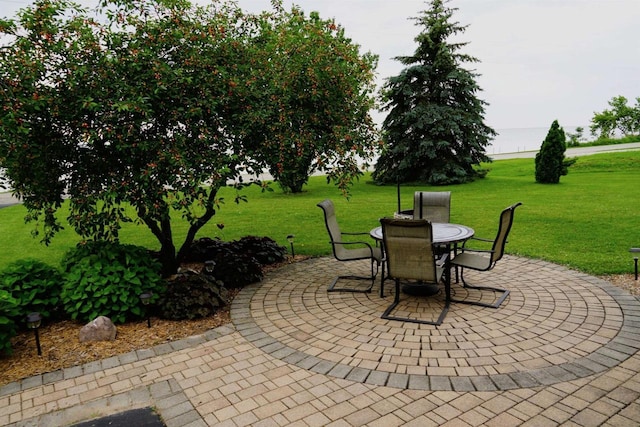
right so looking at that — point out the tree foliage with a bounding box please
[372,0,493,186]
[590,95,640,139]
[534,120,575,184]
[0,0,374,275]
[237,4,379,193]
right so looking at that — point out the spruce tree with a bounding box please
[535,120,575,184]
[372,0,494,185]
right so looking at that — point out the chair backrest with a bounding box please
[317,199,348,259]
[413,191,451,223]
[380,218,438,283]
[489,202,523,265]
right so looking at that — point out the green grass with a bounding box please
[1,150,639,275]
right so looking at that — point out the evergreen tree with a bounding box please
[372,0,494,185]
[534,120,575,184]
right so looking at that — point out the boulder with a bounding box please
[79,316,117,342]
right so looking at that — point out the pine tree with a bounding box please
[535,120,575,184]
[372,0,494,185]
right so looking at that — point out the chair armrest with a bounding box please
[460,236,496,251]
[435,253,450,267]
[341,231,371,236]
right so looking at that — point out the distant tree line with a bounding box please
[590,96,640,139]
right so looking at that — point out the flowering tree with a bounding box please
[0,0,264,276]
[237,4,379,193]
[0,0,377,275]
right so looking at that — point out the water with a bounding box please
[488,126,587,155]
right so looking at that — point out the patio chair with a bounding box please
[380,217,450,325]
[449,202,522,308]
[317,199,383,293]
[413,191,451,223]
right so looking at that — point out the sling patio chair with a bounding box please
[413,191,451,223]
[380,217,451,326]
[317,199,383,293]
[449,202,522,308]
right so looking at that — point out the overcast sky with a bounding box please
[2,0,639,130]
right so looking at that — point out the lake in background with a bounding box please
[489,126,587,155]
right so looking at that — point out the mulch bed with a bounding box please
[0,265,636,387]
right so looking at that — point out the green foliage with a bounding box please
[373,0,493,186]
[535,120,576,184]
[235,236,287,265]
[590,95,640,138]
[182,237,265,287]
[157,271,228,320]
[566,127,584,147]
[1,150,640,276]
[0,0,381,277]
[60,241,165,324]
[0,290,21,355]
[0,259,64,321]
[237,4,379,194]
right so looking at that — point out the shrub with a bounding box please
[210,251,263,288]
[535,120,576,183]
[0,290,20,355]
[0,259,64,322]
[234,236,287,265]
[182,235,287,288]
[157,270,229,320]
[60,241,165,324]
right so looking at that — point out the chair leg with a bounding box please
[450,267,510,309]
[381,279,450,326]
[328,258,379,293]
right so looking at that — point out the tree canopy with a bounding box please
[237,5,379,193]
[0,0,377,275]
[372,0,493,186]
[590,95,640,139]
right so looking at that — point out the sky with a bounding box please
[2,0,639,130]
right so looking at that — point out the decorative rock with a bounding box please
[79,316,117,342]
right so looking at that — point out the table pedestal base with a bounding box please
[401,282,440,296]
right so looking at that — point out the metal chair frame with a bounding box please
[380,218,450,326]
[450,202,522,308]
[317,200,383,293]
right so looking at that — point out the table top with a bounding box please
[370,222,474,245]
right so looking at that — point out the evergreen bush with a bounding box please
[535,120,576,183]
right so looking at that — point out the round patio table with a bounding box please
[370,222,474,296]
[369,222,474,245]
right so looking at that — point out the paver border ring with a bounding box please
[231,256,640,391]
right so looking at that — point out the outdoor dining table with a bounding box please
[370,222,475,295]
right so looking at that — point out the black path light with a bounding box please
[631,248,640,280]
[204,260,216,274]
[287,234,295,258]
[26,312,42,356]
[139,292,153,328]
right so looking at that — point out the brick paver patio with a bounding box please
[2,256,640,426]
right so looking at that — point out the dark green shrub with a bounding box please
[183,237,227,263]
[0,259,64,322]
[60,241,165,324]
[211,251,263,288]
[183,235,288,288]
[0,290,20,355]
[157,270,229,320]
[234,236,287,265]
[535,120,576,183]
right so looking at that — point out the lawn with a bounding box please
[1,150,639,275]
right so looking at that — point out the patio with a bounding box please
[3,255,640,426]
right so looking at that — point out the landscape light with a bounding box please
[26,312,42,356]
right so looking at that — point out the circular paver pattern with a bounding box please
[231,256,640,391]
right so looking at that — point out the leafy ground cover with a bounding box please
[1,150,639,275]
